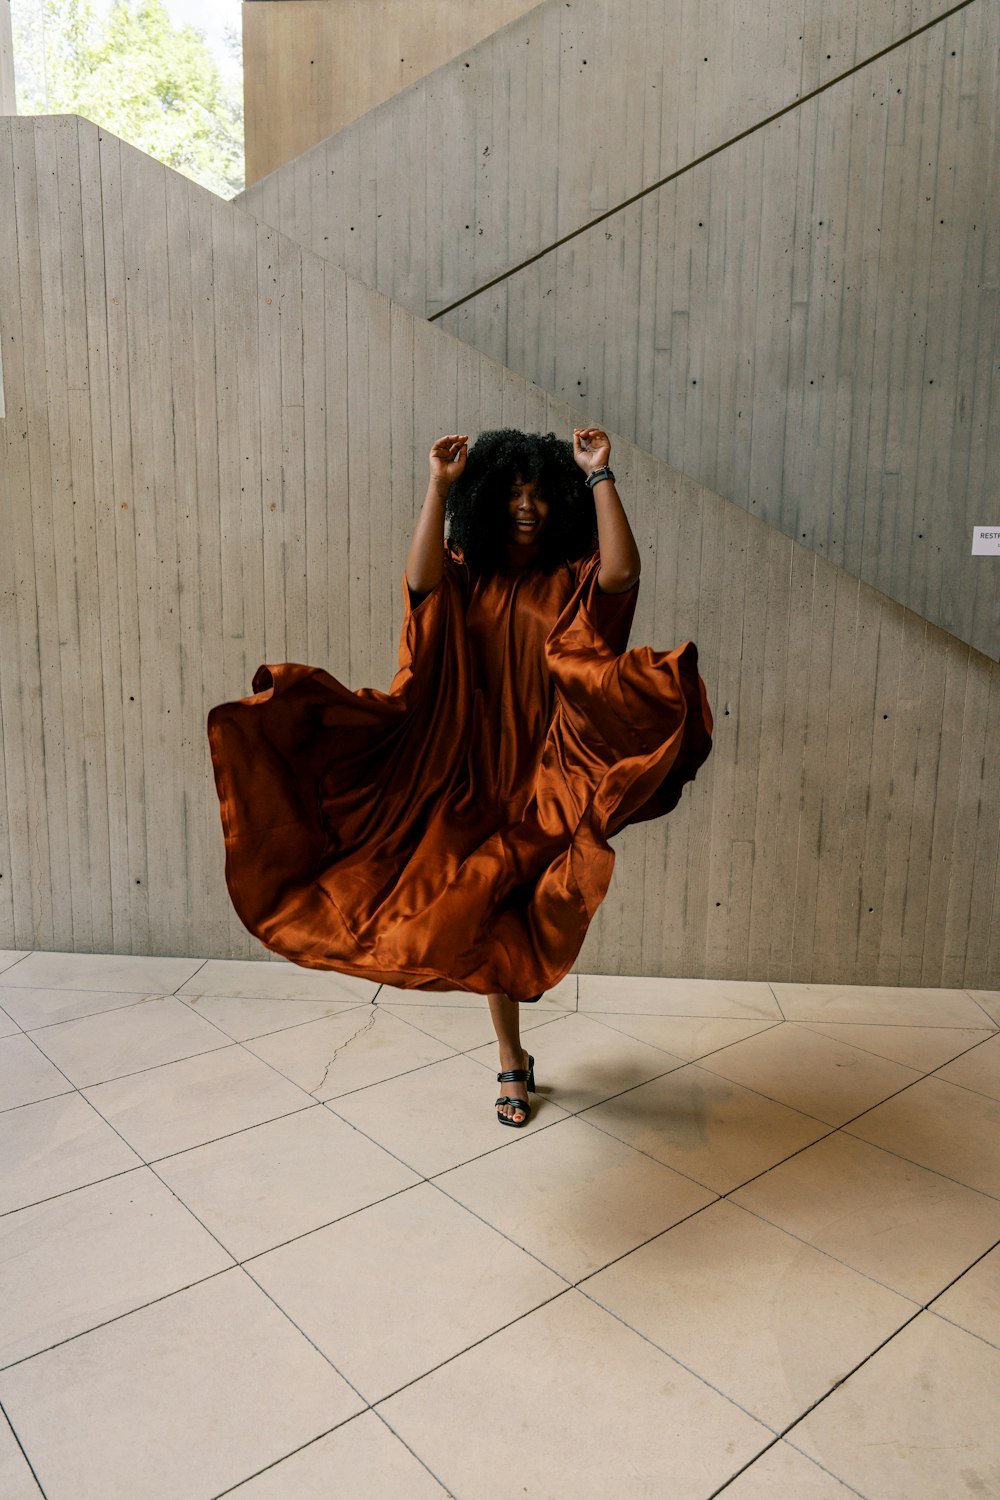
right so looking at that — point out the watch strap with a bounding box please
[585,466,615,489]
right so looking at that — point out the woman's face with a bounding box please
[506,474,550,544]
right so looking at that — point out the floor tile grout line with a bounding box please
[572,1033,1000,1207]
[836,1125,1000,1205]
[16,990,209,1035]
[0,1026,86,1110]
[164,991,374,1045]
[237,1014,471,1105]
[254,1266,569,1416]
[425,1173,578,1288]
[173,956,211,989]
[327,1091,574,1182]
[583,1006,997,1029]
[921,1070,1000,1108]
[0,1263,238,1375]
[364,1409,460,1500]
[569,1194,725,1289]
[379,1004,566,1056]
[0,1158,153,1222]
[680,1026,1000,1135]
[924,1231,1000,1306]
[205,1413,380,1500]
[141,1102,319,1166]
[761,1303,932,1475]
[578,1062,1000,1212]
[0,953,38,983]
[206,1409,462,1500]
[709,1056,1000,1204]
[579,1004,782,1023]
[766,981,787,1020]
[571,1280,781,1437]
[575,1009,786,1065]
[793,1018,998,1066]
[2,987,370,1039]
[963,988,1000,1029]
[790,1024,1000,1077]
[540,1022,946,1134]
[709,1195,963,1309]
[585,1008,1000,1087]
[12,1005,329,1099]
[926,1306,1000,1355]
[181,1006,374,1046]
[0,1086,78,1118]
[369,1286,578,1408]
[236,1253,589,1459]
[573,1095,834,1197]
[0,1398,48,1498]
[33,1037,243,1093]
[235,1259,382,1409]
[796,1014,998,1031]
[568,1135,1000,1311]
[237,1179,427,1268]
[708,1429,872,1500]
[0,970,206,999]
[762,1259,1000,1479]
[63,1038,319,1170]
[78,994,420,1097]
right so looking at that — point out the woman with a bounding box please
[207,427,712,1127]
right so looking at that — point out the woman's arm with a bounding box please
[405,434,468,594]
[572,427,641,594]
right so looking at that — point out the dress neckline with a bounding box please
[504,541,543,571]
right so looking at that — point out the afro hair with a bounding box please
[445,429,597,575]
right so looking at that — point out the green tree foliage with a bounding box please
[11,0,244,196]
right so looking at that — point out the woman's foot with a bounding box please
[496,1046,532,1125]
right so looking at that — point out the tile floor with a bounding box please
[0,948,998,1498]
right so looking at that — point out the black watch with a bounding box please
[585,466,615,489]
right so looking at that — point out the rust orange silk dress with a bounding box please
[207,541,712,1001]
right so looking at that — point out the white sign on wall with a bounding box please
[972,527,1000,556]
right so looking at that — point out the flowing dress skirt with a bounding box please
[207,545,713,1000]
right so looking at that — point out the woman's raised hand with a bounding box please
[429,434,469,489]
[573,427,612,475]
[409,436,467,593]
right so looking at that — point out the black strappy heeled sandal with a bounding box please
[495,1052,536,1128]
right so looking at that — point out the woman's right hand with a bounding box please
[429,434,468,490]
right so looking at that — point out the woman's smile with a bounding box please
[507,476,549,542]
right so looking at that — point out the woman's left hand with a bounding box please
[573,427,612,475]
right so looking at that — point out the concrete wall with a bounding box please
[242,0,543,183]
[2,116,998,984]
[238,0,1000,660]
[0,0,15,116]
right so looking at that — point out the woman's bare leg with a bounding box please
[488,991,530,1123]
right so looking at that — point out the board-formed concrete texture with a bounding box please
[243,0,546,184]
[239,0,1000,660]
[0,0,15,117]
[1,116,998,984]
